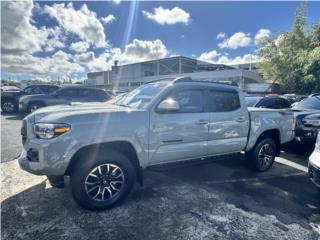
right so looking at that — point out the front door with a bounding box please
[149,88,209,164]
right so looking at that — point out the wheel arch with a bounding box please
[255,129,281,156]
[27,101,46,112]
[65,141,143,185]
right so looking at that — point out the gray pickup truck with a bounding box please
[19,77,295,210]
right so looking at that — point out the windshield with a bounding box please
[112,81,170,109]
[245,97,262,107]
[292,96,320,110]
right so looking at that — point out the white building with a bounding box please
[86,56,270,93]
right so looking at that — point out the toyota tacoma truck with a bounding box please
[19,77,295,210]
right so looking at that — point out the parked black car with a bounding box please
[292,95,320,143]
[19,86,112,113]
[245,95,291,109]
[1,84,59,113]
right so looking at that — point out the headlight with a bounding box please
[34,123,71,139]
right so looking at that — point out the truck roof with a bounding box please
[147,76,240,92]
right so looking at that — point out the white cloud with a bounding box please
[1,52,84,76]
[112,0,121,5]
[142,7,190,25]
[43,3,107,48]
[255,29,271,45]
[101,14,116,25]
[82,39,169,72]
[70,41,90,53]
[43,27,65,52]
[218,32,252,49]
[216,32,226,40]
[122,39,168,62]
[1,1,85,78]
[215,54,259,65]
[1,0,52,55]
[198,50,221,63]
[75,52,95,63]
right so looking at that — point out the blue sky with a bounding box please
[1,0,320,81]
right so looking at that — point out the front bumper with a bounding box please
[18,137,76,176]
[308,150,320,189]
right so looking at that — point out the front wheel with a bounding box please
[28,102,44,113]
[1,99,17,113]
[246,138,276,172]
[70,150,136,210]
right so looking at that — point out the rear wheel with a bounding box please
[71,150,136,210]
[28,102,44,113]
[1,99,17,113]
[247,138,276,172]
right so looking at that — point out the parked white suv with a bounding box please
[19,77,295,210]
[309,131,320,190]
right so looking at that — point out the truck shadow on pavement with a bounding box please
[1,113,27,121]
[2,157,320,240]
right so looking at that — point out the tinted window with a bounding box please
[79,89,96,97]
[56,88,78,97]
[258,97,290,109]
[24,86,43,94]
[293,96,320,110]
[169,90,204,113]
[208,91,240,112]
[79,89,106,100]
[41,86,58,94]
[276,98,290,108]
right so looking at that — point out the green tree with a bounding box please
[257,3,320,94]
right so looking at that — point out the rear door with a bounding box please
[206,89,249,156]
[53,88,80,105]
[149,87,209,164]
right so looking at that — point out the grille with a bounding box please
[21,120,27,145]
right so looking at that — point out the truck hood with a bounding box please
[30,102,135,122]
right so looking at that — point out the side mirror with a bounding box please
[157,98,180,113]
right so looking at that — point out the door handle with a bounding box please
[195,119,208,125]
[236,117,246,123]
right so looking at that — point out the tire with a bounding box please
[1,99,17,113]
[27,102,44,113]
[70,149,136,210]
[246,138,276,172]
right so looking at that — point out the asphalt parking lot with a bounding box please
[1,114,320,240]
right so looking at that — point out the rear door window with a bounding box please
[57,88,79,98]
[207,91,240,112]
